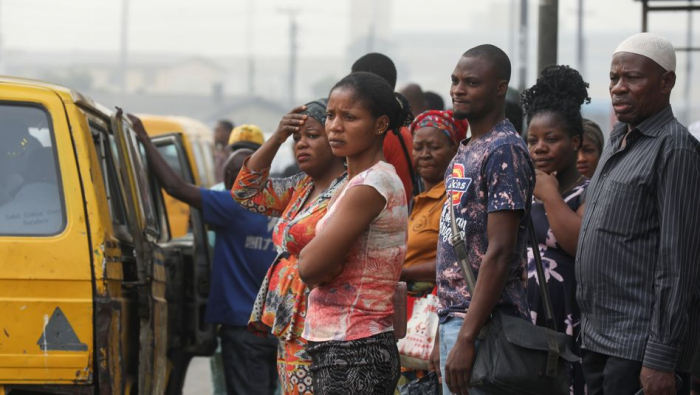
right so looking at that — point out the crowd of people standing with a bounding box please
[133,31,700,395]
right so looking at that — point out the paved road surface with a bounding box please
[183,357,214,395]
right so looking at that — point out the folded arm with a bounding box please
[298,185,385,288]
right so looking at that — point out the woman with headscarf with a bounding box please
[401,110,467,288]
[231,99,347,395]
[398,110,467,385]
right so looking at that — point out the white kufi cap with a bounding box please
[614,32,676,72]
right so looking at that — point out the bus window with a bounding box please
[0,104,65,236]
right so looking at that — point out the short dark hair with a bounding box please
[217,120,234,132]
[463,44,511,82]
[351,53,398,90]
[331,72,413,133]
[424,91,445,111]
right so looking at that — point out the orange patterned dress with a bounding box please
[231,159,346,395]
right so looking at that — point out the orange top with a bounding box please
[403,182,446,269]
[383,126,414,201]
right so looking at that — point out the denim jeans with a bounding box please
[219,325,278,395]
[439,317,488,395]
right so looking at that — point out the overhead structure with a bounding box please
[638,0,699,37]
[636,0,698,123]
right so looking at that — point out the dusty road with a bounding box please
[183,357,214,395]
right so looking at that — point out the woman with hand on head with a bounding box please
[576,119,604,179]
[521,65,591,394]
[298,72,413,394]
[231,99,347,395]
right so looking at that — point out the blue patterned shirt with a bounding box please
[436,119,535,321]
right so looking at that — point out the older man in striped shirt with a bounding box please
[576,33,700,395]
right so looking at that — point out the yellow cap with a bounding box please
[228,124,265,146]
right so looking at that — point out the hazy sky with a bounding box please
[1,0,697,122]
[1,0,694,57]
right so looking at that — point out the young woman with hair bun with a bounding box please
[299,71,413,394]
[521,64,591,394]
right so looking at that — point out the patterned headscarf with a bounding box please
[409,110,468,145]
[300,98,328,126]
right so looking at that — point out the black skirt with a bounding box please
[307,331,400,395]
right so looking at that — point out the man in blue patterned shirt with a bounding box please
[430,45,535,395]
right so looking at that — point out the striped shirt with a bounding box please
[575,106,700,372]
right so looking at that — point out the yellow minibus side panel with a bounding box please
[0,84,93,383]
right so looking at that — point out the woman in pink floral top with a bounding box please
[231,99,347,395]
[299,72,413,394]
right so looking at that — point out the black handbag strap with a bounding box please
[446,190,557,332]
[448,194,562,377]
[528,220,557,332]
[447,193,477,293]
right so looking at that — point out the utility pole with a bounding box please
[518,0,529,92]
[537,0,558,73]
[576,0,584,77]
[367,24,376,53]
[278,8,299,107]
[0,0,5,75]
[685,2,693,124]
[247,0,255,96]
[119,0,129,97]
[509,0,516,60]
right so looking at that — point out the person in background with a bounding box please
[129,115,279,395]
[298,71,412,395]
[425,91,445,111]
[505,88,524,136]
[576,33,700,395]
[401,110,467,290]
[576,119,604,178]
[214,120,235,183]
[209,124,274,395]
[400,83,429,116]
[431,45,535,395]
[352,53,417,201]
[397,110,466,387]
[231,99,347,395]
[521,65,591,395]
[505,101,524,135]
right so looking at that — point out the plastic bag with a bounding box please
[397,294,439,369]
[398,372,441,395]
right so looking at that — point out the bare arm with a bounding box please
[534,170,584,255]
[128,114,202,209]
[247,106,306,171]
[445,210,522,395]
[400,260,437,282]
[541,196,585,256]
[298,185,385,288]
